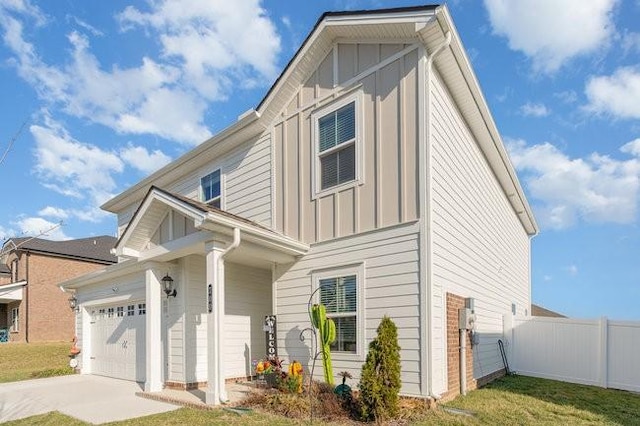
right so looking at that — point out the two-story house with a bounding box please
[0,236,117,343]
[61,5,537,404]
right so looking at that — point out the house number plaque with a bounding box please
[264,315,277,360]
[207,284,213,313]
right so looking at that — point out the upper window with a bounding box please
[201,169,221,208]
[313,263,364,357]
[312,93,362,197]
[10,259,18,282]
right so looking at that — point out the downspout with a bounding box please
[419,29,452,400]
[216,227,240,403]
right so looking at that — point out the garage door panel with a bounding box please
[91,302,146,382]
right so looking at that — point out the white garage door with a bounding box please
[91,302,146,382]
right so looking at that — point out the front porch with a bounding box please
[61,187,308,405]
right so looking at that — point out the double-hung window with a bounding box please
[313,93,362,196]
[201,169,221,208]
[314,263,364,356]
[10,307,19,332]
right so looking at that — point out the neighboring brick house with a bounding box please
[0,236,117,342]
[531,304,566,318]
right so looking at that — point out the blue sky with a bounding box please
[0,0,639,320]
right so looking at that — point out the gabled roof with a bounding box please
[101,4,537,235]
[2,236,117,264]
[115,186,308,258]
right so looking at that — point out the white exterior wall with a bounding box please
[164,261,186,383]
[429,69,530,392]
[183,255,208,383]
[224,262,272,378]
[115,135,272,238]
[275,221,422,396]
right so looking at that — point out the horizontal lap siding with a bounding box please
[184,255,208,383]
[224,263,272,378]
[116,135,272,233]
[275,222,422,396]
[429,69,530,392]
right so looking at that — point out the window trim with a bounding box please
[312,262,365,361]
[311,91,364,199]
[200,168,224,209]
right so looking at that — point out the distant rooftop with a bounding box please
[2,236,117,264]
[531,303,566,318]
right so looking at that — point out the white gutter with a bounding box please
[417,23,452,400]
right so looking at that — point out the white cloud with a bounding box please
[520,102,550,117]
[621,138,640,156]
[484,0,617,73]
[585,67,640,119]
[621,31,640,55]
[30,118,124,208]
[12,217,69,240]
[566,264,579,276]
[554,90,578,104]
[38,206,69,219]
[120,144,172,175]
[66,15,103,37]
[507,138,640,229]
[1,0,283,145]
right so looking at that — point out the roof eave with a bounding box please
[430,6,539,236]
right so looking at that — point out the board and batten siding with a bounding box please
[274,43,420,244]
[116,134,273,238]
[429,69,530,393]
[274,221,422,396]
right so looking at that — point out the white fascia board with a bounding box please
[60,259,141,290]
[200,212,309,256]
[431,6,538,235]
[324,10,435,26]
[115,189,208,256]
[0,280,27,291]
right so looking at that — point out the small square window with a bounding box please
[107,307,114,318]
[116,306,124,317]
[127,305,135,316]
[138,303,146,315]
[201,170,221,208]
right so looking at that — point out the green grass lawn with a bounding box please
[0,341,74,383]
[3,375,639,425]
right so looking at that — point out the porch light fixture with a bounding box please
[68,294,78,311]
[162,273,177,298]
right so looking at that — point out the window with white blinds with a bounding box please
[312,92,362,197]
[319,274,358,353]
[201,169,221,208]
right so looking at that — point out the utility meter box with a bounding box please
[459,297,477,330]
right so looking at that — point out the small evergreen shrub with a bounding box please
[358,316,401,421]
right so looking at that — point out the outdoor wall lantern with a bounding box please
[68,294,78,311]
[162,273,177,298]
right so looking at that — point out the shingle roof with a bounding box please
[531,304,566,318]
[3,236,117,264]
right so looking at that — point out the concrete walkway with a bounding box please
[0,375,179,424]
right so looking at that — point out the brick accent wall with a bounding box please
[6,252,110,343]
[442,293,477,401]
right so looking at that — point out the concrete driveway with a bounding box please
[0,374,179,424]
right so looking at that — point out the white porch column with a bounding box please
[205,241,228,405]
[145,268,163,392]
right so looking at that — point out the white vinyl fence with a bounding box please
[504,315,640,393]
